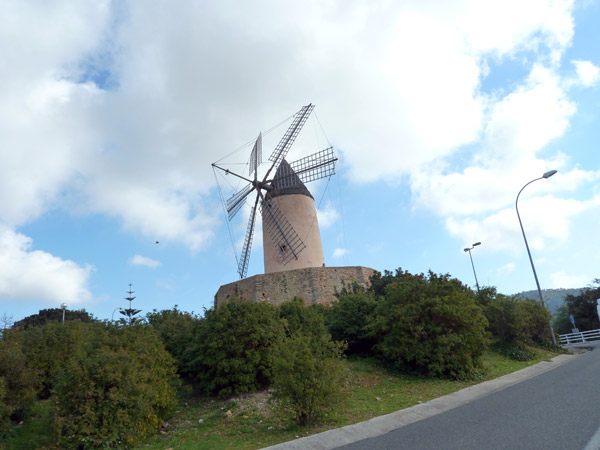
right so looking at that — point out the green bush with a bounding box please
[271,333,346,426]
[19,321,88,399]
[484,295,524,343]
[52,324,178,449]
[0,331,40,434]
[190,300,285,397]
[278,297,328,338]
[13,308,96,329]
[327,291,377,354]
[146,306,200,378]
[370,271,488,379]
[484,295,553,346]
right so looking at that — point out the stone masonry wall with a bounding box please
[214,266,377,309]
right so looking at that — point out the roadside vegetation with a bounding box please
[1,268,565,449]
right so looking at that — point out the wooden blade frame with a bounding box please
[264,104,314,180]
[237,194,260,278]
[226,183,254,221]
[249,133,262,177]
[260,196,306,265]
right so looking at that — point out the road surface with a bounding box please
[336,345,600,450]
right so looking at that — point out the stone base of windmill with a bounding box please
[214,266,377,309]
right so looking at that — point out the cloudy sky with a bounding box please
[2,0,599,322]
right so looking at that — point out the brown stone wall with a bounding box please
[214,266,377,309]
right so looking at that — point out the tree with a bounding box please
[52,324,178,449]
[119,284,142,325]
[13,308,95,329]
[369,271,488,379]
[189,299,285,397]
[327,291,377,354]
[271,333,346,426]
[278,297,328,338]
[146,306,200,378]
[553,304,573,335]
[564,280,600,331]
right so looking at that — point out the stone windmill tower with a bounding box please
[212,104,337,278]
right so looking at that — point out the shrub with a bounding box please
[327,291,377,354]
[190,300,285,397]
[146,306,200,378]
[13,308,95,329]
[519,298,552,344]
[19,321,88,399]
[52,324,178,449]
[271,333,346,426]
[484,295,524,344]
[484,295,553,346]
[278,297,328,338]
[370,271,488,379]
[0,331,39,433]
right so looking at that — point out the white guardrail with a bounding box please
[559,329,600,345]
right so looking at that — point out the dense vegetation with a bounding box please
[552,279,600,334]
[1,268,562,448]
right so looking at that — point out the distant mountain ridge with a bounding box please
[514,288,582,313]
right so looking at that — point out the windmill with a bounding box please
[212,104,337,279]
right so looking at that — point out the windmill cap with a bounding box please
[270,160,314,199]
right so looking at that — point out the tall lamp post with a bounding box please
[112,307,123,323]
[464,242,481,292]
[60,303,67,323]
[515,170,557,345]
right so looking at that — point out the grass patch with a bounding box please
[135,346,559,450]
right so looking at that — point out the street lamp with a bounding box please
[515,169,557,345]
[60,303,67,324]
[112,307,124,323]
[464,242,481,292]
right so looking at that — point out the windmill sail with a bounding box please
[249,133,262,177]
[226,183,254,220]
[288,147,337,184]
[266,104,314,176]
[238,196,259,278]
[260,196,306,265]
[213,103,330,279]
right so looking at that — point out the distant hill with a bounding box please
[514,288,582,313]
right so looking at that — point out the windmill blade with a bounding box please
[238,194,260,278]
[260,196,306,265]
[288,146,337,185]
[249,133,262,177]
[265,104,315,177]
[226,183,254,221]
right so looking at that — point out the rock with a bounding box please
[375,397,381,401]
[198,418,204,423]
[226,410,233,418]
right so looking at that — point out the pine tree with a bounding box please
[119,284,142,325]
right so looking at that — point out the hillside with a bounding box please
[514,288,582,313]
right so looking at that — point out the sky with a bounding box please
[1,0,599,323]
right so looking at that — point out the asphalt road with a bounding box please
[336,346,600,450]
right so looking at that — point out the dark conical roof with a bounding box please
[270,159,313,199]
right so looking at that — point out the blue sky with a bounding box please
[1,0,600,323]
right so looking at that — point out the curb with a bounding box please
[261,353,576,450]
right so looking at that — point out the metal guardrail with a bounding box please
[559,328,600,345]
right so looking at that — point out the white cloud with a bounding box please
[572,60,600,87]
[332,248,348,259]
[129,254,161,268]
[0,0,590,262]
[317,202,339,228]
[497,263,516,277]
[549,271,590,288]
[0,226,93,305]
